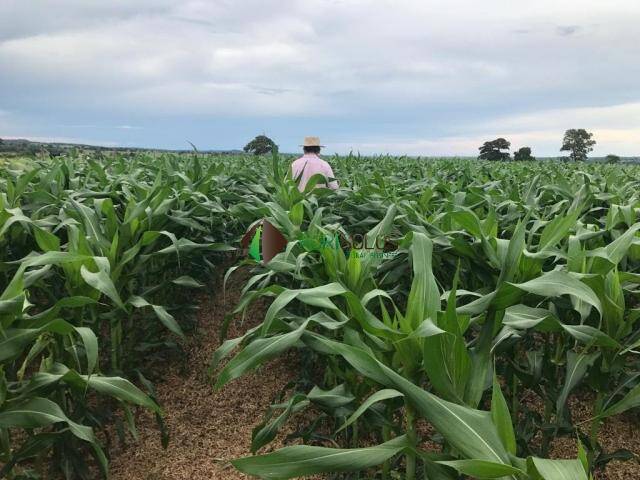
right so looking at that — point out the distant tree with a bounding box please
[243,135,277,155]
[478,138,511,161]
[560,129,596,162]
[513,146,535,161]
[605,154,621,164]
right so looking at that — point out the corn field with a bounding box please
[2,152,640,479]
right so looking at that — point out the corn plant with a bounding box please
[214,154,640,478]
[0,152,239,478]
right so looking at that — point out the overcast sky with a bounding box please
[1,0,639,155]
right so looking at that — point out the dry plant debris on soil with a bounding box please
[109,269,308,480]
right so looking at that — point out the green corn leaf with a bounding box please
[538,211,579,252]
[308,384,354,409]
[0,397,95,443]
[80,261,125,311]
[401,317,445,341]
[0,328,41,363]
[0,207,33,237]
[338,389,404,433]
[33,226,60,252]
[450,209,484,238]
[233,435,409,479]
[252,394,309,453]
[21,251,91,268]
[151,238,234,256]
[74,327,99,376]
[528,457,588,480]
[589,222,640,273]
[261,289,303,334]
[261,283,345,334]
[209,337,244,372]
[83,374,161,414]
[509,270,602,317]
[305,334,511,464]
[25,296,96,324]
[0,320,74,363]
[503,304,558,330]
[577,438,590,473]
[405,232,440,328]
[557,351,600,417]
[503,305,618,347]
[497,216,527,285]
[128,295,184,339]
[171,276,204,288]
[491,372,517,455]
[216,320,310,389]
[437,459,524,478]
[0,294,24,319]
[597,382,640,419]
[559,324,619,348]
[425,266,473,404]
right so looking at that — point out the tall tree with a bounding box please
[244,135,277,155]
[478,138,511,161]
[560,129,596,162]
[513,146,535,161]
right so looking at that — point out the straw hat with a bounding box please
[300,136,325,147]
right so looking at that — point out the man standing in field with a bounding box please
[291,136,339,191]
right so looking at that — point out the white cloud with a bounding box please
[116,81,329,116]
[0,0,639,152]
[55,124,143,130]
[333,101,640,156]
[483,102,640,132]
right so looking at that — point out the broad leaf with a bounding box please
[233,435,408,479]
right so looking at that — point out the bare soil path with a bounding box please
[109,268,299,480]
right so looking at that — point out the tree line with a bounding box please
[244,130,623,163]
[479,128,619,163]
[1,132,623,162]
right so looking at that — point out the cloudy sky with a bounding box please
[1,0,639,155]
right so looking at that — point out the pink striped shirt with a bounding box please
[291,154,339,191]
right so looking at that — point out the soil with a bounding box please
[518,389,640,479]
[548,395,640,479]
[109,267,306,480]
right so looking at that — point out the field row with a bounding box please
[218,155,640,479]
[1,153,639,479]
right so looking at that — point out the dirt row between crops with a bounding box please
[108,266,639,480]
[109,267,309,480]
